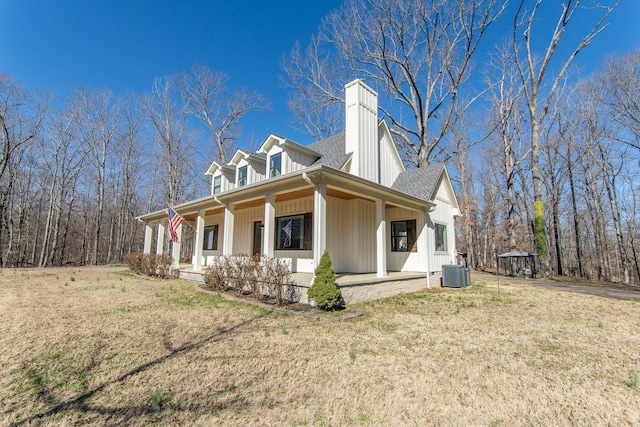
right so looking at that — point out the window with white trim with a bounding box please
[203,225,218,250]
[435,223,448,252]
[276,213,312,250]
[238,166,247,186]
[213,175,221,194]
[270,152,282,178]
[391,220,417,252]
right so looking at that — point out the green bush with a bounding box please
[308,251,342,310]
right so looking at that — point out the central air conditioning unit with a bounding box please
[442,264,470,288]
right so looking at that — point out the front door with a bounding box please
[252,221,263,257]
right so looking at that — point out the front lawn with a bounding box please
[1,267,638,425]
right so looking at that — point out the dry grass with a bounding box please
[1,267,639,426]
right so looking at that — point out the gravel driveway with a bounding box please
[471,271,640,301]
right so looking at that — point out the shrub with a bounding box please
[124,253,173,279]
[202,255,297,305]
[142,254,157,276]
[155,254,173,278]
[203,257,226,291]
[124,253,144,274]
[308,251,342,310]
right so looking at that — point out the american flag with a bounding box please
[167,205,183,243]
[282,220,292,248]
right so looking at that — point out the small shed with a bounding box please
[498,250,536,278]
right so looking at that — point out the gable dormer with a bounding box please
[205,161,236,195]
[257,134,321,177]
[229,149,266,187]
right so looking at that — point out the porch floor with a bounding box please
[177,264,427,288]
[292,271,426,287]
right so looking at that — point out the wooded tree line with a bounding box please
[0,67,267,267]
[455,47,639,284]
[1,0,638,287]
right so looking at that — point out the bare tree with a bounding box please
[142,75,198,206]
[282,0,507,166]
[0,74,47,265]
[178,65,269,163]
[485,46,530,252]
[598,48,640,150]
[511,0,621,273]
[71,88,119,265]
[38,105,90,266]
[576,77,631,283]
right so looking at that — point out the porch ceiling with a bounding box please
[137,165,434,224]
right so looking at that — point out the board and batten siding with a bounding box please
[427,182,457,272]
[378,126,405,187]
[210,169,235,194]
[284,148,318,174]
[386,207,426,272]
[327,197,376,273]
[198,212,224,265]
[232,206,264,255]
[236,158,266,187]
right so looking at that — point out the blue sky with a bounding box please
[1,0,639,147]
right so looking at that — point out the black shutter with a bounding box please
[213,225,219,250]
[303,212,313,250]
[407,219,417,252]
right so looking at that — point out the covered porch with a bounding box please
[178,264,436,304]
[139,166,437,283]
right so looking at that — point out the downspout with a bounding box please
[425,206,436,289]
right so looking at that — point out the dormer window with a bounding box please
[270,153,282,178]
[213,175,221,194]
[238,165,248,187]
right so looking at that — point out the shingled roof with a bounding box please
[391,164,444,203]
[307,133,351,170]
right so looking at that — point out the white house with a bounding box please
[137,79,459,303]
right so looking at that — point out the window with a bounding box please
[269,152,282,178]
[203,225,218,250]
[391,220,417,252]
[238,165,248,186]
[212,175,221,194]
[435,223,448,252]
[276,213,312,250]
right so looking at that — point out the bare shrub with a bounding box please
[124,253,144,274]
[203,257,226,291]
[257,257,296,306]
[203,255,296,305]
[142,254,157,276]
[155,254,173,278]
[124,253,173,279]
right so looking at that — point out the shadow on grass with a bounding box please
[9,312,269,427]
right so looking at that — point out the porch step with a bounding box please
[179,269,205,284]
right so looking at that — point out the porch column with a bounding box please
[193,209,205,271]
[263,194,275,258]
[376,199,387,278]
[223,203,235,256]
[171,223,182,269]
[156,223,165,255]
[417,208,428,272]
[421,208,433,288]
[143,223,153,254]
[313,183,327,269]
